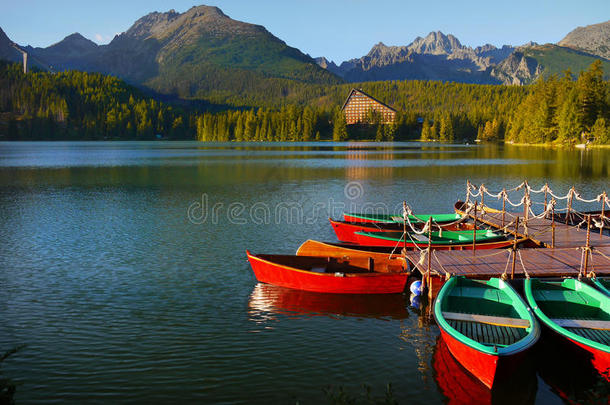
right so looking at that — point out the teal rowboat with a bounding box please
[343,212,462,224]
[592,277,610,296]
[354,229,507,247]
[524,278,610,381]
[434,277,540,388]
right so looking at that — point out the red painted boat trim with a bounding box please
[246,251,408,294]
[329,219,396,243]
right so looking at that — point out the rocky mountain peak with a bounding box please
[48,33,98,50]
[558,20,610,59]
[118,4,269,44]
[409,31,463,55]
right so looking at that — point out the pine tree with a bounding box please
[333,111,348,141]
[591,117,608,144]
[556,89,581,144]
[439,114,454,142]
[421,120,430,141]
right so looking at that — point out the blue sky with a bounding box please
[1,1,608,62]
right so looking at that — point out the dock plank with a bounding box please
[405,246,610,279]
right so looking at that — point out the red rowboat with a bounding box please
[433,336,537,402]
[246,251,408,294]
[434,277,540,389]
[329,218,474,244]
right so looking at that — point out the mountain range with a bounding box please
[0,6,339,106]
[0,6,609,104]
[317,22,610,85]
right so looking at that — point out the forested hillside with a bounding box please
[1,60,608,144]
[0,61,191,140]
[506,60,609,144]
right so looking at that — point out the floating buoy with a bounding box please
[410,279,422,295]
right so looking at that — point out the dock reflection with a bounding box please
[432,337,537,405]
[248,283,409,320]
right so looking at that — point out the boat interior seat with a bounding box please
[535,290,594,305]
[550,318,610,330]
[453,287,502,302]
[443,311,530,328]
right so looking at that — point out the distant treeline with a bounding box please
[1,60,608,144]
[0,61,191,140]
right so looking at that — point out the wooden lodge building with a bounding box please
[341,88,397,125]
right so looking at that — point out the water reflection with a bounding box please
[535,333,610,403]
[247,283,409,321]
[432,337,537,405]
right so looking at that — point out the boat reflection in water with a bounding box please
[535,332,610,404]
[248,283,409,320]
[432,336,537,405]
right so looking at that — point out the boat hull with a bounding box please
[439,328,500,389]
[566,335,610,381]
[435,277,539,389]
[330,218,473,244]
[353,232,513,249]
[343,212,462,224]
[330,219,398,243]
[246,252,408,294]
[343,213,395,223]
[524,278,610,382]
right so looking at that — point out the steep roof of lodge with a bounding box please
[340,88,397,113]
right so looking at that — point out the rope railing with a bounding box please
[465,181,609,229]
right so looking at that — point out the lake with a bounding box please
[0,141,608,404]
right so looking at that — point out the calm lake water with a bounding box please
[0,141,608,404]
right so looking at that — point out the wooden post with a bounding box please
[465,180,470,205]
[523,190,529,233]
[551,200,555,249]
[480,184,484,208]
[544,183,548,215]
[583,215,591,276]
[427,217,433,300]
[501,188,506,228]
[511,217,519,279]
[601,191,606,237]
[472,201,478,253]
[567,187,574,224]
[403,201,408,254]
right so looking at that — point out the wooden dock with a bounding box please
[461,205,610,249]
[405,246,610,279]
[401,201,610,298]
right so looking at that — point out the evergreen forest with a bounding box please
[0,59,608,144]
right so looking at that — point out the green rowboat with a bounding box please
[434,277,540,388]
[592,277,610,296]
[355,229,506,246]
[344,212,462,224]
[524,278,610,378]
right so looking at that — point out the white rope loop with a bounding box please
[465,181,608,221]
